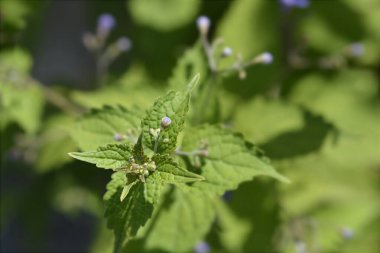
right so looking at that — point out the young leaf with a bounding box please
[180,125,288,196]
[120,178,139,202]
[141,75,199,154]
[104,172,153,253]
[70,105,142,150]
[68,144,134,170]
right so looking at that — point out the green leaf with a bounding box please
[141,75,199,154]
[128,0,201,31]
[168,43,207,91]
[143,186,216,253]
[0,78,44,134]
[180,125,288,196]
[0,49,44,134]
[70,105,142,150]
[35,115,77,172]
[120,178,139,202]
[68,144,134,170]
[153,154,204,183]
[104,172,153,253]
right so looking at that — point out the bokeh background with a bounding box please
[1,0,379,252]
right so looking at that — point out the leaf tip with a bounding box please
[187,73,200,92]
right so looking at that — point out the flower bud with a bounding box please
[340,227,354,240]
[280,0,310,9]
[113,133,125,141]
[221,47,233,57]
[117,37,132,52]
[160,116,172,129]
[259,52,273,64]
[348,42,364,57]
[194,241,210,253]
[196,16,211,35]
[97,13,116,34]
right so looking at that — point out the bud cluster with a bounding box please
[196,15,273,79]
[117,157,157,183]
[82,13,132,84]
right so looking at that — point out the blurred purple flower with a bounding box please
[196,16,211,35]
[260,52,273,64]
[349,42,364,57]
[97,13,116,32]
[194,241,210,253]
[117,37,132,52]
[340,227,355,240]
[280,0,310,9]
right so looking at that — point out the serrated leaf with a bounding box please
[70,105,142,150]
[141,75,199,154]
[144,186,216,253]
[180,125,288,196]
[153,154,204,183]
[68,144,134,170]
[104,172,153,253]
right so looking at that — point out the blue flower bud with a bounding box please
[97,13,116,33]
[194,241,210,253]
[160,116,172,129]
[117,37,132,52]
[196,16,211,35]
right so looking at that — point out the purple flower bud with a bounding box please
[194,241,210,253]
[340,227,354,240]
[160,116,172,129]
[117,37,132,52]
[114,133,125,141]
[349,42,364,57]
[280,0,310,9]
[97,13,116,32]
[196,16,211,35]
[260,52,273,64]
[221,47,233,57]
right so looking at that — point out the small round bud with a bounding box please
[196,16,211,35]
[349,42,364,57]
[340,227,354,240]
[114,133,125,141]
[97,13,116,33]
[160,116,172,129]
[280,0,310,9]
[117,37,132,52]
[221,47,233,57]
[259,52,273,64]
[194,241,210,253]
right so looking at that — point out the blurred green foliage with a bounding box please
[1,0,379,253]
